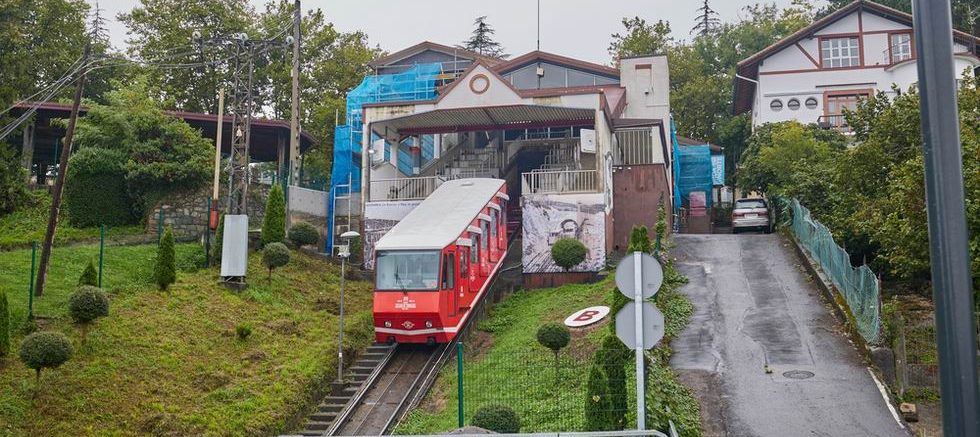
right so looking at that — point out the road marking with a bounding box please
[867,367,905,429]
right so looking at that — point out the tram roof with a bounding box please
[374,178,505,251]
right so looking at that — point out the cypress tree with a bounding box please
[78,260,98,287]
[599,334,629,429]
[0,290,9,357]
[154,226,176,290]
[261,184,286,246]
[212,214,224,266]
[584,359,613,431]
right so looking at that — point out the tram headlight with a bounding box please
[384,321,392,328]
[425,321,433,328]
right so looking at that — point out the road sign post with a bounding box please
[614,251,665,432]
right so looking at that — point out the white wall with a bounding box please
[619,55,670,121]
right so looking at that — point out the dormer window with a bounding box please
[890,33,914,63]
[820,37,861,68]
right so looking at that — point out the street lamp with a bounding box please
[335,230,360,390]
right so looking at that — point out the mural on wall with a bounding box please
[522,193,606,273]
[363,200,422,269]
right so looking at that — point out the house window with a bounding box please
[770,99,784,112]
[890,33,913,63]
[825,92,870,130]
[787,98,801,110]
[805,97,819,109]
[820,37,861,68]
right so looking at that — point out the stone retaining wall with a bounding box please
[146,184,271,238]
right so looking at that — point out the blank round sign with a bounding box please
[615,252,663,300]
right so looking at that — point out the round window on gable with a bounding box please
[770,99,784,112]
[787,98,801,110]
[805,97,818,109]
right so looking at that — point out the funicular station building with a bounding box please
[328,42,677,284]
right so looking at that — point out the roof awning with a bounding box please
[372,104,595,137]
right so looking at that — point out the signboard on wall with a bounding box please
[580,129,596,153]
[711,154,725,186]
[522,193,606,273]
[363,200,422,269]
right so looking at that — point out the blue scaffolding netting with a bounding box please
[676,144,713,209]
[327,62,444,250]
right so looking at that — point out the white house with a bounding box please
[734,0,980,130]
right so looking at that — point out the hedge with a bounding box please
[64,147,134,227]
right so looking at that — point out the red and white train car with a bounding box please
[373,178,509,344]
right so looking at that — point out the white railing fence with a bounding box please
[522,169,598,195]
[369,176,443,201]
[614,128,659,166]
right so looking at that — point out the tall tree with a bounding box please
[608,17,673,62]
[691,0,721,36]
[461,16,506,58]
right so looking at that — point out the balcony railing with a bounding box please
[369,176,443,201]
[817,114,851,133]
[614,128,660,165]
[522,169,598,195]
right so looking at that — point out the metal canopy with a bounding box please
[372,104,595,137]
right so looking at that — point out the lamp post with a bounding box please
[335,230,360,390]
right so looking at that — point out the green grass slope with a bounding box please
[0,192,143,250]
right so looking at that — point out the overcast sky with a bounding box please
[96,0,802,65]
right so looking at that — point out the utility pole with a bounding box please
[289,0,302,189]
[34,43,90,297]
[912,1,980,436]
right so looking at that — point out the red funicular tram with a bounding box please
[373,178,509,344]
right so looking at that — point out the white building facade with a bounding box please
[734,0,980,129]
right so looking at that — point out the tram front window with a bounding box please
[376,250,440,290]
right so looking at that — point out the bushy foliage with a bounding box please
[0,144,28,216]
[584,359,613,431]
[471,404,520,433]
[211,214,224,266]
[287,221,319,247]
[0,290,9,357]
[262,242,290,279]
[262,184,286,247]
[69,286,110,343]
[64,147,134,227]
[598,334,629,429]
[154,227,177,290]
[550,238,587,271]
[19,331,73,382]
[235,324,252,341]
[78,260,98,287]
[536,322,570,352]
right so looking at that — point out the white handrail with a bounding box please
[369,176,443,201]
[522,169,598,194]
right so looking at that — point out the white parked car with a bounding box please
[732,198,771,234]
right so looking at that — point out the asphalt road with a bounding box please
[670,234,908,437]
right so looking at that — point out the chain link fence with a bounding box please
[788,199,882,344]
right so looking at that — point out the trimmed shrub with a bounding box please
[287,221,319,248]
[261,184,286,246]
[551,237,587,271]
[64,147,134,227]
[19,331,73,384]
[262,242,290,280]
[585,360,613,431]
[211,214,224,266]
[537,322,571,383]
[68,286,110,343]
[154,226,176,290]
[78,260,98,286]
[471,404,520,433]
[235,324,252,341]
[598,334,629,429]
[0,290,9,357]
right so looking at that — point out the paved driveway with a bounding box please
[670,234,908,437]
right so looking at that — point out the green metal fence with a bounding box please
[789,199,881,344]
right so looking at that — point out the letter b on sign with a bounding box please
[564,306,611,328]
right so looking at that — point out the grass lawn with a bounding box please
[395,259,701,436]
[0,242,375,437]
[0,192,144,250]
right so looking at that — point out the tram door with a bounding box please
[444,250,458,317]
[458,246,471,305]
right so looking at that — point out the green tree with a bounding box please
[598,334,629,429]
[262,184,287,246]
[68,286,109,344]
[461,16,506,58]
[584,360,613,431]
[154,226,176,290]
[288,221,320,247]
[608,17,673,62]
[19,330,73,386]
[536,322,571,383]
[550,238,587,271]
[212,214,225,266]
[0,290,9,358]
[0,145,28,216]
[262,242,291,280]
[78,260,98,287]
[64,147,133,227]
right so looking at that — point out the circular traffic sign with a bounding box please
[564,306,610,328]
[614,252,664,300]
[614,301,665,350]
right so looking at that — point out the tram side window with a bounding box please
[376,250,440,290]
[490,210,498,239]
[442,253,455,289]
[480,221,489,250]
[471,236,480,264]
[460,249,468,275]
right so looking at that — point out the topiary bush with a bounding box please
[471,404,521,433]
[78,260,98,287]
[154,226,176,290]
[64,147,134,227]
[537,322,571,383]
[551,237,587,271]
[19,331,73,385]
[287,221,319,248]
[598,334,629,429]
[262,242,290,280]
[0,290,9,358]
[261,184,286,246]
[68,286,110,344]
[584,358,613,431]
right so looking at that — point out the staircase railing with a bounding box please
[521,169,598,195]
[369,176,443,201]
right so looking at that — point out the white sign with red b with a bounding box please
[564,306,610,328]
